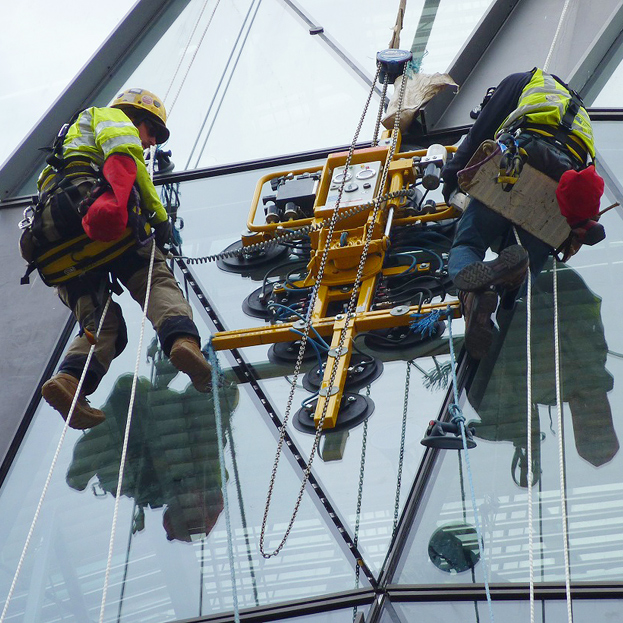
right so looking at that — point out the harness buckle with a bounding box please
[18,206,36,230]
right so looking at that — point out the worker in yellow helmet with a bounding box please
[22,88,213,429]
[441,68,604,360]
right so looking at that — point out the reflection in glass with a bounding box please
[388,599,623,623]
[394,260,623,585]
[428,522,480,573]
[65,338,238,543]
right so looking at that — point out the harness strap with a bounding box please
[520,124,588,166]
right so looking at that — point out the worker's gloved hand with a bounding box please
[82,154,137,241]
[558,219,606,262]
[442,182,457,205]
[154,218,172,251]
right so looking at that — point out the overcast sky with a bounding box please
[0,0,135,167]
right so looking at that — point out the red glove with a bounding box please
[82,154,137,241]
[556,165,604,227]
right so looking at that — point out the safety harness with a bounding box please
[19,115,153,286]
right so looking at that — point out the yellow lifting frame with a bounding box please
[212,139,460,430]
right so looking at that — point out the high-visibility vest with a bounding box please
[496,68,595,161]
[38,106,168,225]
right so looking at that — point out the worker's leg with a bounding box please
[56,281,128,392]
[114,243,212,391]
[42,275,127,428]
[448,198,514,281]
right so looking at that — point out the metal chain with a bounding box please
[259,63,386,559]
[352,385,370,623]
[393,359,411,534]
[175,188,410,265]
[372,73,390,147]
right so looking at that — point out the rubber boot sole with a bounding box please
[454,245,529,292]
[41,379,106,430]
[464,289,498,360]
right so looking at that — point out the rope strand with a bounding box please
[0,298,112,623]
[553,258,574,623]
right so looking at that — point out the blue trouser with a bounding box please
[448,197,552,286]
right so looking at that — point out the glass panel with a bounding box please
[296,0,493,75]
[119,0,382,171]
[393,183,623,584]
[387,599,623,623]
[593,121,623,186]
[0,284,364,621]
[589,55,623,107]
[0,0,135,167]
[174,153,456,576]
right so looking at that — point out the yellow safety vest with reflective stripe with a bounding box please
[496,68,595,160]
[37,107,168,224]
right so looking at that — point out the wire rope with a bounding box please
[187,0,264,169]
[164,0,223,116]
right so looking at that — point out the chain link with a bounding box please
[372,73,390,147]
[175,188,410,266]
[393,360,411,533]
[352,386,370,623]
[259,63,391,559]
[260,66,409,559]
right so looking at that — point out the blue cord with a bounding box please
[208,342,240,623]
[446,308,495,622]
[267,302,331,350]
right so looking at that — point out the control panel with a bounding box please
[324,161,383,210]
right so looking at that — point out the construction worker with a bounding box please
[29,88,212,429]
[442,68,604,359]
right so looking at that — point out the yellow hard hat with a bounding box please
[111,88,170,144]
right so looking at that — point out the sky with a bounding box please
[0,0,135,167]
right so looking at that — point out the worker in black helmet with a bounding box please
[441,67,604,360]
[24,88,213,429]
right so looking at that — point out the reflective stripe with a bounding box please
[94,119,135,134]
[100,133,142,159]
[496,68,595,158]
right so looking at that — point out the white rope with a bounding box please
[526,262,535,623]
[543,0,573,72]
[164,0,222,116]
[0,296,112,623]
[98,147,158,622]
[553,258,574,623]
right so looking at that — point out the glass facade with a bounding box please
[2,0,623,622]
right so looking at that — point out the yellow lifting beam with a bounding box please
[212,138,460,430]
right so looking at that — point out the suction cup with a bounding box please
[293,393,374,434]
[267,340,319,365]
[217,240,289,274]
[242,281,310,319]
[364,321,445,351]
[242,283,275,319]
[302,355,383,392]
[420,420,476,450]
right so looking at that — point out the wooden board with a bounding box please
[457,140,570,248]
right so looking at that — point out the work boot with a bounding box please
[169,337,212,392]
[459,288,499,360]
[41,373,106,429]
[453,245,529,292]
